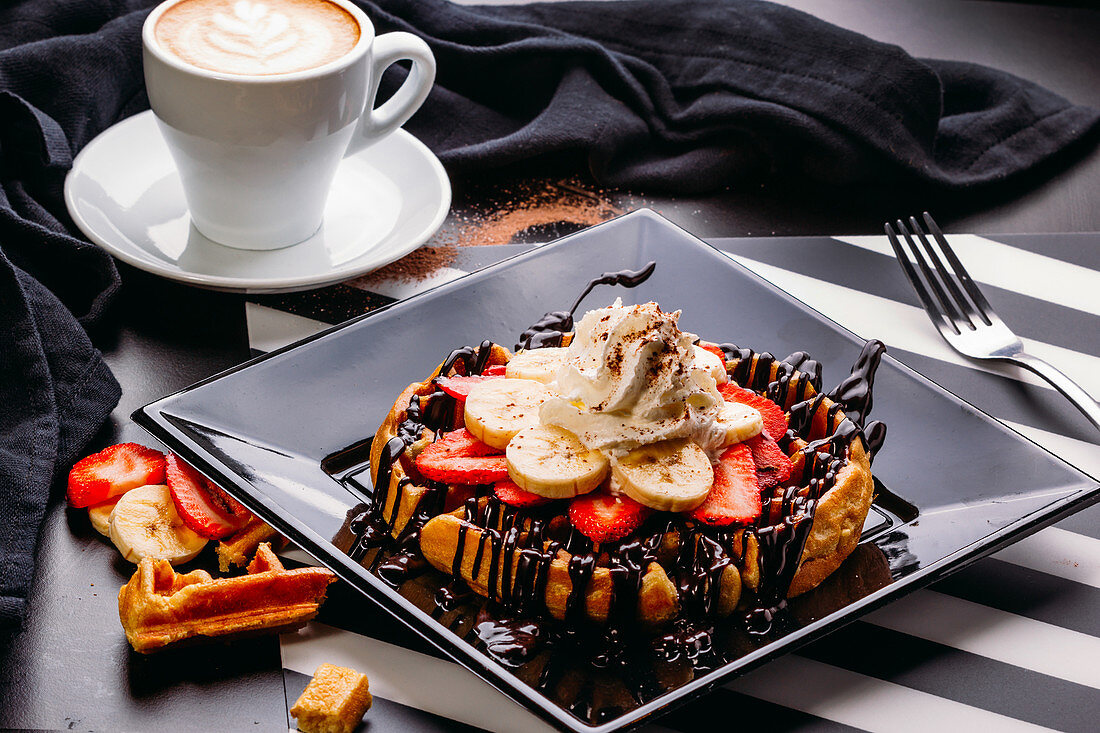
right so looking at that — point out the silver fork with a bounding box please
[885,212,1100,433]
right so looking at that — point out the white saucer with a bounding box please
[64,111,451,293]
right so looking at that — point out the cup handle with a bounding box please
[347,31,436,155]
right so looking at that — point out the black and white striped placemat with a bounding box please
[249,233,1100,733]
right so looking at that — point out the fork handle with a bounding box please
[1011,352,1100,433]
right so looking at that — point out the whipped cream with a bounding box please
[539,300,731,457]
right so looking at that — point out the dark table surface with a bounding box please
[2,1,1098,731]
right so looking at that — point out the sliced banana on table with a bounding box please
[716,400,763,445]
[505,347,569,383]
[464,378,551,450]
[506,425,609,498]
[108,484,207,564]
[612,438,714,512]
[88,495,123,537]
[693,344,728,384]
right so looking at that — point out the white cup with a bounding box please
[142,0,436,250]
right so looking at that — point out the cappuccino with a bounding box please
[155,0,360,76]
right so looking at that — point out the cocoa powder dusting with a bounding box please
[354,244,458,288]
[359,178,640,285]
[448,179,631,248]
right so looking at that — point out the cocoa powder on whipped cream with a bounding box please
[539,300,738,457]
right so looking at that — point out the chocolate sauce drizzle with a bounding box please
[828,340,888,459]
[347,340,500,583]
[516,261,657,350]
[726,338,888,634]
[348,264,889,670]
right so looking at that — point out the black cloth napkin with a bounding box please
[0,1,150,626]
[0,0,1097,628]
[376,0,1100,190]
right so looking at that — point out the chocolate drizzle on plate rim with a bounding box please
[344,262,888,711]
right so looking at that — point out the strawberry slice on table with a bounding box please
[719,382,788,440]
[165,454,248,540]
[67,443,166,508]
[436,373,503,399]
[746,434,793,493]
[569,491,650,544]
[415,428,508,485]
[204,480,253,525]
[689,443,762,526]
[494,479,553,508]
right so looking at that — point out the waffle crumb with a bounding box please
[291,663,372,733]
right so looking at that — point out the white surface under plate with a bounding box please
[64,111,451,293]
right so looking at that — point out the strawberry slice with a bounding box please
[427,428,501,457]
[483,365,507,377]
[415,429,508,485]
[697,342,727,362]
[204,481,253,526]
[689,443,762,526]
[494,479,553,508]
[443,483,479,513]
[568,491,649,544]
[436,373,502,400]
[720,382,788,439]
[166,454,246,539]
[67,443,166,508]
[416,454,509,486]
[746,434,793,493]
[452,399,466,429]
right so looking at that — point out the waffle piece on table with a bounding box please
[291,663,373,733]
[118,542,335,653]
[217,515,280,572]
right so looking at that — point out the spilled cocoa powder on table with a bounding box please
[354,179,639,286]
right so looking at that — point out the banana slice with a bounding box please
[464,378,551,450]
[716,401,763,445]
[506,425,609,498]
[505,348,569,383]
[611,439,713,512]
[693,344,728,384]
[108,484,207,564]
[88,495,123,537]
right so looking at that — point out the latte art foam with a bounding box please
[155,0,360,76]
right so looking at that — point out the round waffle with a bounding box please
[363,344,877,627]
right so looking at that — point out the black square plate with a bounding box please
[134,210,1099,733]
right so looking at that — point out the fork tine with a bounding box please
[922,212,994,326]
[908,216,979,328]
[884,222,959,335]
[895,218,969,332]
